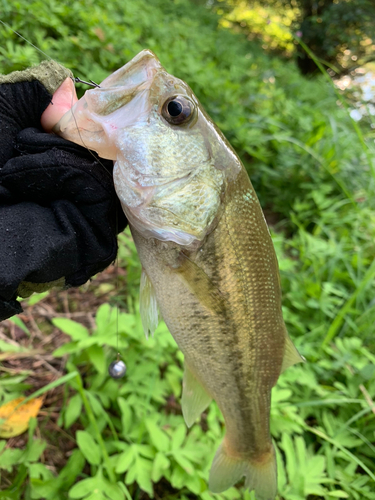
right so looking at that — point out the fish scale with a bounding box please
[131,166,285,494]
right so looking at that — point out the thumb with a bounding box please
[41,77,78,132]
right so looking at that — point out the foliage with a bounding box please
[215,0,298,55]
[2,296,375,499]
[293,0,375,75]
[1,0,375,499]
[214,0,375,75]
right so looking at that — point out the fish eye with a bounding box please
[162,96,194,125]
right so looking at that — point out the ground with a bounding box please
[0,266,121,486]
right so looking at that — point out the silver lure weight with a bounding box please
[108,359,126,379]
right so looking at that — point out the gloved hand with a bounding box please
[0,61,127,321]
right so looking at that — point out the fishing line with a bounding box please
[66,48,126,379]
[68,88,126,379]
[0,19,54,62]
[1,19,126,378]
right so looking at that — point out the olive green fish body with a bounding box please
[131,164,284,465]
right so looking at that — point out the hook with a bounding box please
[73,77,101,88]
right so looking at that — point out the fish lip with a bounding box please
[96,49,163,95]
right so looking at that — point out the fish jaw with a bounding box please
[54,50,161,159]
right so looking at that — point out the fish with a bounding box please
[55,49,304,499]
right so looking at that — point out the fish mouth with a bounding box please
[55,50,164,159]
[99,50,162,91]
[84,50,162,116]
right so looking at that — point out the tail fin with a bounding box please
[209,441,277,500]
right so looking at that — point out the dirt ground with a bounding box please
[0,265,123,481]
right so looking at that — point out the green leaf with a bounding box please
[118,397,132,435]
[99,480,125,500]
[115,446,135,473]
[95,304,113,334]
[125,456,153,496]
[30,478,59,498]
[76,431,101,466]
[328,492,350,498]
[59,449,85,488]
[0,447,23,471]
[136,444,155,459]
[27,291,49,306]
[28,462,53,480]
[275,444,287,490]
[87,345,106,374]
[171,424,186,450]
[86,392,105,417]
[69,477,98,498]
[145,418,170,452]
[53,343,80,357]
[170,464,188,489]
[281,433,297,481]
[0,339,23,353]
[24,438,46,463]
[151,452,170,482]
[52,318,89,340]
[360,364,375,381]
[64,394,83,429]
[172,450,194,474]
[184,472,202,495]
[305,424,375,482]
[8,316,30,334]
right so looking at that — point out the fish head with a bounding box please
[56,50,240,247]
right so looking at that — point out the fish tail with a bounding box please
[209,440,277,500]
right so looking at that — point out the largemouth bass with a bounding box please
[56,50,303,499]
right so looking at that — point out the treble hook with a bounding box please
[73,77,101,88]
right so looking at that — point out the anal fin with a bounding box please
[281,334,305,373]
[181,363,212,428]
[140,269,160,339]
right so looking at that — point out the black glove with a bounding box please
[0,62,127,321]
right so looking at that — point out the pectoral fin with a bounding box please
[281,334,305,373]
[181,363,212,428]
[175,252,225,314]
[140,269,159,339]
